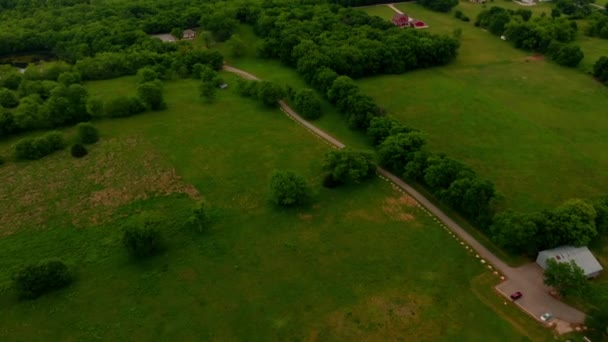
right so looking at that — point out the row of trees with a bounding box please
[491,197,608,255]
[236,79,286,107]
[476,8,584,67]
[13,131,65,160]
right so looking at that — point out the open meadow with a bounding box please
[0,74,555,340]
[359,2,608,214]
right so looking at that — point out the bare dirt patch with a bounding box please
[524,55,544,62]
[0,136,200,234]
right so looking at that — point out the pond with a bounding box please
[0,52,57,72]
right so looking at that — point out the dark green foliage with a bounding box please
[454,10,470,22]
[57,72,82,86]
[0,88,19,108]
[476,7,512,35]
[323,149,376,185]
[378,132,426,172]
[0,72,23,90]
[76,122,99,144]
[136,67,159,84]
[13,131,64,160]
[549,43,584,67]
[70,143,88,158]
[200,8,238,42]
[441,177,496,227]
[593,196,608,234]
[313,67,339,94]
[544,259,589,297]
[593,56,608,85]
[417,0,459,12]
[86,97,104,118]
[293,89,321,119]
[0,108,16,138]
[44,84,89,127]
[257,81,285,107]
[269,170,310,207]
[367,116,415,146]
[424,155,475,192]
[236,79,259,97]
[403,150,431,182]
[490,210,540,255]
[105,97,146,117]
[171,27,183,40]
[12,261,72,300]
[555,0,592,18]
[551,8,562,18]
[587,15,608,39]
[137,81,166,110]
[504,17,577,52]
[227,34,246,58]
[541,199,597,248]
[188,201,211,232]
[123,223,163,258]
[199,81,217,103]
[585,305,608,339]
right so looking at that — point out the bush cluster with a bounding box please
[123,224,163,258]
[76,122,99,144]
[593,56,608,85]
[476,8,583,67]
[236,79,285,107]
[12,261,72,300]
[13,131,65,160]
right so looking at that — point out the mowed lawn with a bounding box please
[361,3,608,212]
[0,74,553,341]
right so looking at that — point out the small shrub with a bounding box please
[12,261,72,300]
[123,224,163,258]
[57,72,82,86]
[86,97,104,118]
[76,122,99,144]
[71,143,88,158]
[43,131,65,151]
[105,96,146,117]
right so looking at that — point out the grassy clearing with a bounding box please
[0,74,553,340]
[360,3,608,213]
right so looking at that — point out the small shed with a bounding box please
[536,246,603,278]
[392,13,409,27]
[183,29,196,40]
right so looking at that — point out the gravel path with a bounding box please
[222,64,586,331]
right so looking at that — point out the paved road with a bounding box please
[222,65,586,330]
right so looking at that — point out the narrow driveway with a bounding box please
[222,65,586,330]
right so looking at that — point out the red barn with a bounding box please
[391,13,409,27]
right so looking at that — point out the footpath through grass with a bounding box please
[0,74,554,340]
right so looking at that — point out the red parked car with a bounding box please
[510,291,523,300]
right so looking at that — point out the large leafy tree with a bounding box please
[323,148,376,185]
[543,259,589,297]
[378,132,426,172]
[269,170,310,207]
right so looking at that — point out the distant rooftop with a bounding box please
[537,246,603,277]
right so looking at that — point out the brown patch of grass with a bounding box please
[178,268,197,281]
[309,291,435,341]
[0,136,200,234]
[298,213,313,221]
[382,193,417,222]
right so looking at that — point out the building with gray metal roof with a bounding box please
[536,246,603,278]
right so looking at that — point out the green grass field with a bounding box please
[0,75,556,340]
[360,3,608,213]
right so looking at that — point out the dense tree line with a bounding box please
[490,197,607,255]
[555,0,593,19]
[251,2,459,79]
[476,8,584,67]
